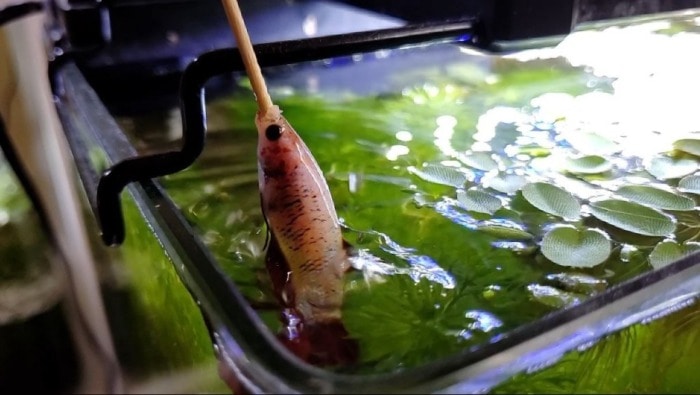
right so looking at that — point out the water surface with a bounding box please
[119,9,700,388]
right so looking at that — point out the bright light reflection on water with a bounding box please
[465,310,504,332]
[345,230,456,289]
[494,17,700,159]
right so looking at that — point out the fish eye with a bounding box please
[265,124,283,141]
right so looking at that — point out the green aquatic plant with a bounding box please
[678,174,700,194]
[157,79,700,374]
[645,155,698,180]
[492,302,700,394]
[521,182,581,220]
[648,240,700,270]
[615,185,695,211]
[589,199,676,237]
[563,154,612,174]
[457,189,502,215]
[673,138,700,156]
[541,226,611,268]
[154,69,700,374]
[124,11,700,388]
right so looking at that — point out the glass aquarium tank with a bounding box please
[0,130,228,393]
[0,152,80,392]
[96,8,700,393]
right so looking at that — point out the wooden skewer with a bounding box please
[220,0,274,114]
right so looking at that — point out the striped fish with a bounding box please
[255,105,350,324]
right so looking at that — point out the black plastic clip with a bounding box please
[95,19,480,246]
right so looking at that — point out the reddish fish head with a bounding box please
[255,106,303,182]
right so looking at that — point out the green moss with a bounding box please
[106,197,215,378]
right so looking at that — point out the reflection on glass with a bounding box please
[0,154,77,392]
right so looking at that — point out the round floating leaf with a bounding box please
[522,182,581,220]
[673,139,700,157]
[493,207,522,221]
[588,199,676,236]
[645,156,698,180]
[484,173,527,195]
[477,222,534,240]
[649,240,700,269]
[527,284,584,308]
[408,164,468,188]
[615,185,695,211]
[517,144,551,158]
[541,226,611,268]
[457,189,502,214]
[678,175,700,194]
[564,131,620,155]
[461,152,499,171]
[564,155,612,174]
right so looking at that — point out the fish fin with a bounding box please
[263,226,271,252]
[341,239,356,272]
[265,233,295,308]
[260,193,272,251]
[285,320,359,367]
[342,238,354,253]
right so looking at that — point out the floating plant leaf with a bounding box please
[412,193,432,207]
[645,156,698,180]
[408,164,468,188]
[615,185,695,211]
[648,240,700,269]
[521,182,581,220]
[493,207,522,221]
[545,272,607,295]
[588,199,676,236]
[671,210,700,228]
[477,222,534,240]
[527,284,584,309]
[673,139,700,157]
[461,152,498,171]
[564,155,612,174]
[483,173,527,195]
[678,175,700,194]
[457,189,502,214]
[517,144,551,158]
[564,131,620,155]
[541,226,611,268]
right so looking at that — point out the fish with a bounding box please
[255,105,350,324]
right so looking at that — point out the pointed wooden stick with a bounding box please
[220,0,274,114]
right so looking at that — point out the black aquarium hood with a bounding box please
[52,0,700,114]
[341,0,700,40]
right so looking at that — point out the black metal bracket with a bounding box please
[95,19,480,246]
